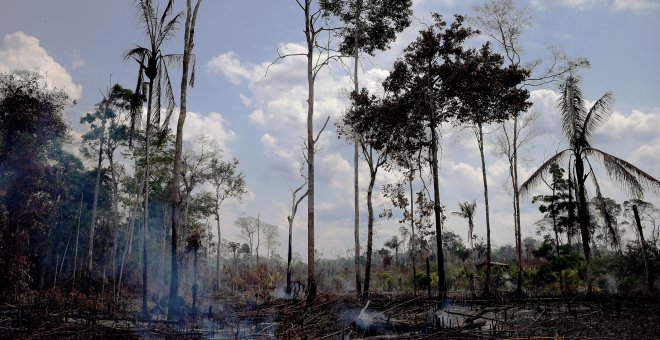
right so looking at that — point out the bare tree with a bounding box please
[169,0,201,321]
[235,216,258,266]
[271,0,340,302]
[209,157,246,291]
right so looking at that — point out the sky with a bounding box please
[1,0,659,261]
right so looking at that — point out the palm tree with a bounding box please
[521,75,660,292]
[452,201,477,249]
[124,0,182,318]
[384,235,404,266]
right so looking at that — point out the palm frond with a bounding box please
[123,46,150,62]
[160,0,174,26]
[590,148,660,198]
[159,59,177,131]
[128,58,146,147]
[589,166,619,250]
[581,91,614,144]
[137,0,157,43]
[520,149,572,198]
[558,76,586,147]
[158,12,183,46]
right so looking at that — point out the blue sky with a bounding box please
[1,0,659,260]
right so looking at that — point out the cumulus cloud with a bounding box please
[0,32,82,100]
[531,0,658,11]
[167,110,237,156]
[613,0,660,11]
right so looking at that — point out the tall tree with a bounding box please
[124,0,183,317]
[0,70,70,301]
[521,75,660,292]
[338,89,406,298]
[320,0,413,297]
[272,0,340,301]
[80,98,107,277]
[169,0,201,321]
[209,157,246,292]
[383,14,476,297]
[472,0,589,295]
[449,43,530,293]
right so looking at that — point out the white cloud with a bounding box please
[173,110,237,155]
[0,32,82,100]
[71,53,85,69]
[613,0,660,11]
[531,0,659,11]
[531,0,605,10]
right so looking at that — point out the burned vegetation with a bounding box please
[2,0,660,339]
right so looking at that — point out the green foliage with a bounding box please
[0,71,71,301]
[319,0,413,56]
[595,243,660,293]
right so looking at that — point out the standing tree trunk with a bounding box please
[88,117,106,275]
[362,164,377,298]
[511,116,524,295]
[169,0,201,320]
[574,153,593,293]
[353,0,363,300]
[109,153,121,301]
[304,0,317,302]
[72,192,83,290]
[633,205,654,292]
[408,169,417,295]
[142,83,152,318]
[477,123,493,294]
[215,211,222,291]
[286,183,306,295]
[428,63,446,297]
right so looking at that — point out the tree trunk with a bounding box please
[87,117,106,275]
[633,205,654,292]
[160,205,169,294]
[426,256,431,297]
[574,154,592,293]
[169,0,201,320]
[362,165,376,299]
[428,61,446,298]
[72,193,83,290]
[511,116,524,295]
[286,216,294,295]
[304,0,317,302]
[142,82,153,318]
[353,0,363,300]
[409,171,417,295]
[216,211,222,291]
[477,123,492,295]
[192,247,199,312]
[109,153,120,301]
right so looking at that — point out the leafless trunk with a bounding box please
[87,117,106,275]
[141,82,153,317]
[633,205,654,292]
[304,0,317,302]
[353,0,363,299]
[428,60,446,297]
[477,123,492,294]
[108,152,121,301]
[286,182,307,295]
[362,163,376,298]
[169,0,201,320]
[72,192,83,290]
[215,211,221,290]
[408,169,417,295]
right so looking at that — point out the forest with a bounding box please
[1,0,660,338]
